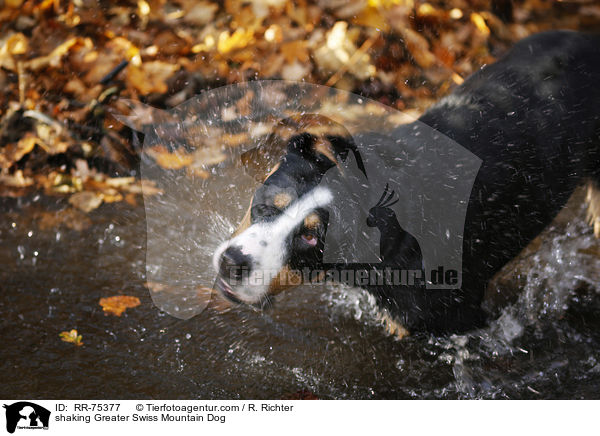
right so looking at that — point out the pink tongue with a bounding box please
[303,235,317,246]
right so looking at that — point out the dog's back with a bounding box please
[213,31,600,335]
[392,31,600,331]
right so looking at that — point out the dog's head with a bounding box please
[213,114,365,306]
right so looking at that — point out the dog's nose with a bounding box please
[219,246,252,280]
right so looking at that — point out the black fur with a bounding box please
[385,30,600,332]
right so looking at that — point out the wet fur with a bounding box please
[388,30,600,332]
[218,31,600,335]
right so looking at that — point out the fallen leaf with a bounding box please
[217,28,254,54]
[146,146,193,169]
[0,170,34,187]
[183,2,218,26]
[99,295,141,316]
[37,208,92,231]
[470,12,490,37]
[127,61,179,95]
[69,191,103,213]
[400,28,437,69]
[25,37,81,71]
[0,33,28,71]
[60,329,84,346]
[280,41,309,63]
[0,135,40,170]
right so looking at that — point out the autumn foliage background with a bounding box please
[0,0,599,209]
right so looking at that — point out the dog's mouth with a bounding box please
[214,276,273,310]
[214,277,244,305]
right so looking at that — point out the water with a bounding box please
[1,187,599,399]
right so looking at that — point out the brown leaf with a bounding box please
[280,41,309,63]
[127,61,179,95]
[99,295,141,316]
[37,208,92,232]
[0,135,40,170]
[69,190,103,212]
[400,28,437,69]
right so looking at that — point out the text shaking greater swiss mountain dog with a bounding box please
[213,31,600,337]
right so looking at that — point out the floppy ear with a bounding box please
[239,113,369,183]
[239,133,287,182]
[326,134,368,179]
[286,132,368,179]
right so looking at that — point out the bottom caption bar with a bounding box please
[0,400,595,435]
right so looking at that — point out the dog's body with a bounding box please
[214,31,600,335]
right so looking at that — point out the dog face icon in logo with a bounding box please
[3,402,50,433]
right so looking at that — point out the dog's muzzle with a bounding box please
[213,187,333,305]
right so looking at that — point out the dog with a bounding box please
[213,30,600,336]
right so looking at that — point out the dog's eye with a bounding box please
[301,234,318,246]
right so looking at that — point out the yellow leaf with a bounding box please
[471,13,490,36]
[217,28,254,54]
[60,329,84,346]
[352,6,390,31]
[7,33,28,55]
[99,295,141,316]
[25,38,80,71]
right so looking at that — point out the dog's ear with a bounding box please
[239,133,287,182]
[286,132,368,179]
[326,134,367,179]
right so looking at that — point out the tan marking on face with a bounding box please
[586,180,600,238]
[268,265,303,295]
[273,192,292,209]
[304,212,321,230]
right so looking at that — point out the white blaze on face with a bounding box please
[213,187,333,303]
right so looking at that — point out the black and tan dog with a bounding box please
[213,31,600,336]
